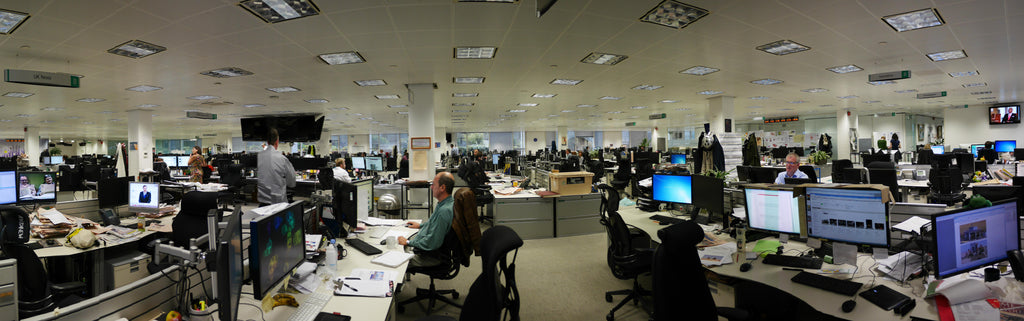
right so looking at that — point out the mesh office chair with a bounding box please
[830,160,853,183]
[217,163,246,204]
[866,162,902,202]
[652,221,747,321]
[397,230,465,314]
[797,165,818,183]
[602,208,654,321]
[170,191,220,249]
[0,206,85,318]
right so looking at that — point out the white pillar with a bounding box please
[836,109,852,159]
[315,132,331,156]
[128,110,153,177]
[706,96,735,133]
[433,126,445,163]
[407,83,436,181]
[556,126,568,151]
[24,127,40,166]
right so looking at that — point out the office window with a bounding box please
[369,133,408,155]
[107,140,128,157]
[330,135,348,152]
[155,139,201,154]
[456,132,489,152]
[244,141,264,152]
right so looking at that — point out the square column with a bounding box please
[407,83,436,181]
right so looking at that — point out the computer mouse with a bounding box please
[658,221,670,225]
[841,300,856,313]
[379,240,387,245]
[739,263,752,272]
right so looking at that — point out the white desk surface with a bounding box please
[30,212,177,258]
[615,205,1023,321]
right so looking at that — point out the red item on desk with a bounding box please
[935,296,953,321]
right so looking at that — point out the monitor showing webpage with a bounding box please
[0,171,16,205]
[744,188,800,234]
[804,187,889,247]
[933,200,1020,279]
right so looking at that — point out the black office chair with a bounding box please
[838,168,864,184]
[830,159,853,183]
[200,166,212,183]
[316,166,334,189]
[866,162,902,202]
[602,208,654,321]
[797,165,818,183]
[652,220,747,321]
[415,225,524,321]
[170,191,219,249]
[397,230,464,314]
[610,159,631,190]
[0,206,85,318]
[217,163,245,204]
[398,158,410,179]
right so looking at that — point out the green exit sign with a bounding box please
[625,122,636,127]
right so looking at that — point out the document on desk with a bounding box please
[349,268,400,283]
[893,216,931,234]
[698,242,736,266]
[335,279,393,297]
[370,251,414,268]
[361,217,404,226]
[251,202,289,216]
[290,262,322,294]
[39,208,72,225]
[875,251,923,282]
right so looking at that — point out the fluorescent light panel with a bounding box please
[354,79,386,86]
[4,92,33,98]
[532,93,556,98]
[126,85,162,92]
[868,81,895,85]
[452,103,474,107]
[200,67,253,78]
[107,40,166,59]
[244,104,265,108]
[187,95,219,100]
[581,52,628,65]
[239,0,320,23]
[599,96,621,100]
[267,86,301,93]
[631,84,662,90]
[698,90,722,95]
[518,103,538,107]
[801,88,827,93]
[507,109,527,113]
[882,8,943,32]
[948,71,978,77]
[454,77,485,84]
[305,99,329,103]
[388,105,407,108]
[318,51,365,65]
[750,78,782,85]
[550,79,582,85]
[137,104,159,108]
[375,94,400,99]
[927,50,967,61]
[454,47,497,59]
[77,98,105,103]
[640,0,709,29]
[756,40,810,55]
[0,9,29,34]
[826,64,863,74]
[577,104,596,108]
[679,66,719,75]
[962,82,987,88]
[895,89,918,93]
[453,93,479,97]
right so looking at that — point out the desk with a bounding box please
[617,206,951,320]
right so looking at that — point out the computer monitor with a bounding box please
[177,156,192,168]
[49,156,64,165]
[749,167,782,184]
[995,140,1017,153]
[365,157,383,171]
[744,188,801,235]
[670,154,686,165]
[492,154,500,165]
[691,174,724,215]
[128,182,160,213]
[931,145,945,155]
[17,171,57,205]
[0,171,17,205]
[159,156,176,167]
[784,177,814,185]
[98,176,133,209]
[651,174,692,204]
[932,200,1020,279]
[1015,148,1024,161]
[351,157,366,170]
[216,207,244,321]
[970,144,985,157]
[804,187,890,247]
[249,201,305,299]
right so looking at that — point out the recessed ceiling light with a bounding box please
[698,90,722,95]
[507,109,527,113]
[358,117,374,120]
[927,50,967,61]
[126,85,162,92]
[518,103,538,107]
[137,104,159,108]
[318,51,365,65]
[454,77,485,84]
[789,100,806,104]
[452,110,472,113]
[577,104,597,108]
[948,70,979,77]
[756,40,810,55]
[580,52,628,65]
[40,107,64,111]
[3,92,33,98]
[882,8,943,32]
[599,96,621,100]
[749,96,770,100]
[239,0,320,23]
[16,114,33,118]
[453,93,479,97]
[305,99,329,103]
[454,46,497,59]
[751,78,783,85]
[397,111,409,115]
[679,66,719,76]
[200,67,253,78]
[354,79,386,86]
[838,95,858,99]
[640,0,710,29]
[971,91,992,95]
[76,98,106,103]
[801,88,828,93]
[0,9,29,34]
[499,114,516,118]
[962,82,987,88]
[187,95,219,100]
[561,110,576,113]
[532,93,556,98]
[826,64,863,74]
[895,89,918,93]
[863,100,881,104]
[267,86,301,93]
[551,79,582,85]
[607,111,623,114]
[388,105,407,108]
[375,94,400,99]
[631,84,662,90]
[244,104,265,108]
[630,106,647,109]
[868,81,896,85]
[107,40,166,59]
[452,103,474,107]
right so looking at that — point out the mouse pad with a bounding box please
[313,312,351,321]
[858,284,911,311]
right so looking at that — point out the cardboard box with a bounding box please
[549,171,594,196]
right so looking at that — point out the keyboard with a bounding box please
[649,214,685,225]
[790,271,864,296]
[345,238,383,255]
[288,291,332,321]
[762,254,824,269]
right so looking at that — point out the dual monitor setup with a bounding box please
[350,156,384,171]
[650,173,723,219]
[932,140,1018,156]
[0,171,58,206]
[743,185,1021,279]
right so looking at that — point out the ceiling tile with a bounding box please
[326,8,395,36]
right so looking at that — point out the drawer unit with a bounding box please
[555,193,603,237]
[106,252,151,290]
[493,197,554,239]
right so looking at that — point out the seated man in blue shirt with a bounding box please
[398,171,455,268]
[774,152,808,184]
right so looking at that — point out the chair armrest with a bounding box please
[51,281,86,296]
[717,307,750,321]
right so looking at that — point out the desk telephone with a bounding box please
[99,209,120,226]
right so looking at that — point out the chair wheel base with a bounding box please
[607,313,614,321]
[605,294,613,302]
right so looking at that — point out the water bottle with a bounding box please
[325,239,338,277]
[736,223,747,253]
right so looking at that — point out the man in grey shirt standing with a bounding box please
[258,128,296,206]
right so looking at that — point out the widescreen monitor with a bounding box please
[970,144,985,157]
[176,156,192,168]
[932,200,1020,279]
[744,188,800,235]
[994,140,1016,153]
[18,171,57,205]
[216,207,244,321]
[98,176,133,208]
[49,156,63,165]
[931,145,945,155]
[365,157,383,171]
[989,105,1020,124]
[670,154,687,165]
[161,156,178,167]
[492,154,500,165]
[128,182,160,213]
[0,171,17,205]
[249,201,305,299]
[652,174,692,204]
[804,187,889,247]
[351,157,366,170]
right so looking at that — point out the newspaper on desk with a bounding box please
[698,242,736,266]
[875,251,923,282]
[289,262,322,294]
[30,208,76,239]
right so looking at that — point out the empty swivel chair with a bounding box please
[831,159,853,183]
[170,191,220,249]
[652,220,747,321]
[0,206,85,318]
[866,162,902,202]
[602,206,654,320]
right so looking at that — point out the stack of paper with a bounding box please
[361,217,404,226]
[875,251,923,282]
[697,242,736,266]
[370,251,414,268]
[335,279,393,297]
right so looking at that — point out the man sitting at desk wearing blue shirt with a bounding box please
[774,152,808,184]
[398,172,455,268]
